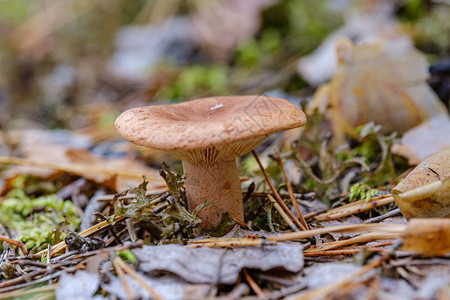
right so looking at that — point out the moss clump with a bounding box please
[0,189,80,251]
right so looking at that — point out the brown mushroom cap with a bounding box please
[115,95,306,163]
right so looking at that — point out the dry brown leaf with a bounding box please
[392,115,450,164]
[400,218,450,256]
[1,143,166,193]
[392,149,450,219]
[311,38,448,140]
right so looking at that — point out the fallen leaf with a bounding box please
[55,271,100,300]
[134,243,303,285]
[0,142,166,193]
[311,38,448,140]
[392,115,450,164]
[392,149,450,219]
[400,218,450,256]
[298,1,406,86]
[103,274,208,300]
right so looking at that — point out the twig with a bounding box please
[94,212,123,245]
[314,195,395,221]
[125,219,138,243]
[364,208,401,223]
[0,284,57,299]
[274,146,309,230]
[113,256,164,300]
[242,269,266,298]
[304,248,385,257]
[36,216,126,257]
[233,217,247,228]
[267,223,405,242]
[304,232,397,253]
[267,195,298,231]
[0,271,60,294]
[0,269,46,289]
[286,253,390,300]
[252,150,306,230]
[0,236,28,255]
[188,238,276,248]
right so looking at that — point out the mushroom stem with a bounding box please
[183,160,243,229]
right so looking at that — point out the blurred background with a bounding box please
[0,0,448,132]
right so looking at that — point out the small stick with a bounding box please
[304,248,385,257]
[112,256,134,299]
[314,196,395,221]
[188,239,276,248]
[125,219,138,243]
[0,269,47,289]
[303,211,319,219]
[317,194,392,218]
[0,236,28,255]
[242,268,266,298]
[267,223,405,242]
[268,195,298,231]
[364,208,401,223]
[274,146,309,230]
[233,217,247,228]
[252,150,306,230]
[37,216,126,257]
[287,254,389,300]
[46,244,52,284]
[114,256,164,300]
[304,232,398,253]
[0,284,56,299]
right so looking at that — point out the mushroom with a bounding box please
[115,95,306,229]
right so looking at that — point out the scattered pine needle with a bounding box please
[233,217,247,228]
[266,223,405,242]
[243,268,266,298]
[187,238,276,248]
[304,232,397,253]
[287,252,390,300]
[113,256,164,300]
[303,248,385,257]
[274,146,309,230]
[252,150,307,230]
[314,195,395,221]
[268,194,298,231]
[112,256,134,299]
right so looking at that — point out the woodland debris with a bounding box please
[392,115,450,164]
[400,218,450,256]
[134,243,303,285]
[310,37,447,140]
[393,149,450,219]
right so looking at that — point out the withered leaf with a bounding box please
[400,218,450,256]
[134,243,303,285]
[392,149,450,219]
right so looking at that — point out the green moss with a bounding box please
[349,183,378,202]
[0,189,80,251]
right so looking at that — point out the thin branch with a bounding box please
[0,236,28,255]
